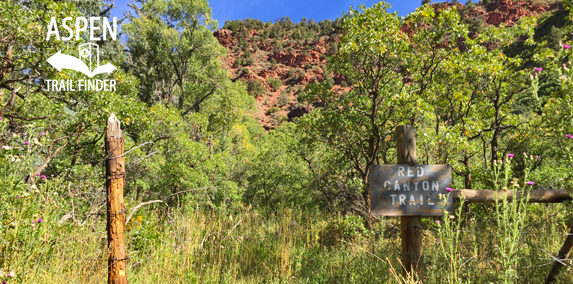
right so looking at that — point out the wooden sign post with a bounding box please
[105,113,128,284]
[370,125,453,282]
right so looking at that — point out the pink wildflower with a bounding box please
[526,181,534,185]
[507,153,514,158]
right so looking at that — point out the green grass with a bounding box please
[1,188,572,283]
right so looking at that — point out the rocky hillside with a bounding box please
[214,0,562,130]
[213,18,343,129]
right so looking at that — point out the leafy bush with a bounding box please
[278,91,290,107]
[323,73,334,88]
[233,58,243,68]
[242,58,254,66]
[239,37,249,50]
[267,106,280,114]
[266,77,283,91]
[274,113,288,123]
[247,79,266,97]
[327,42,338,55]
[269,58,278,69]
[275,42,284,52]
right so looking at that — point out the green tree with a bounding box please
[299,2,429,222]
[119,0,255,203]
[123,0,249,118]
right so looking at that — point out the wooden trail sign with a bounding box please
[369,165,453,216]
[365,126,573,282]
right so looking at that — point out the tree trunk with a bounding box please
[464,155,471,189]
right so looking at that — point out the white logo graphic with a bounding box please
[46,43,116,78]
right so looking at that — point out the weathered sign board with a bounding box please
[369,165,453,216]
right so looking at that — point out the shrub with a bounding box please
[261,29,270,38]
[273,112,288,123]
[247,79,265,97]
[242,58,254,66]
[294,84,304,94]
[327,42,338,55]
[278,91,290,107]
[296,68,306,80]
[323,73,334,88]
[266,77,283,91]
[269,58,277,69]
[325,77,334,88]
[233,58,243,68]
[239,38,249,50]
[275,42,284,53]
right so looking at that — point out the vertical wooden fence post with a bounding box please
[396,125,423,281]
[105,113,128,284]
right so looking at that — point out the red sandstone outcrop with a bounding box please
[213,29,234,48]
[212,0,561,129]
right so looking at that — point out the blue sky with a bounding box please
[110,0,424,28]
